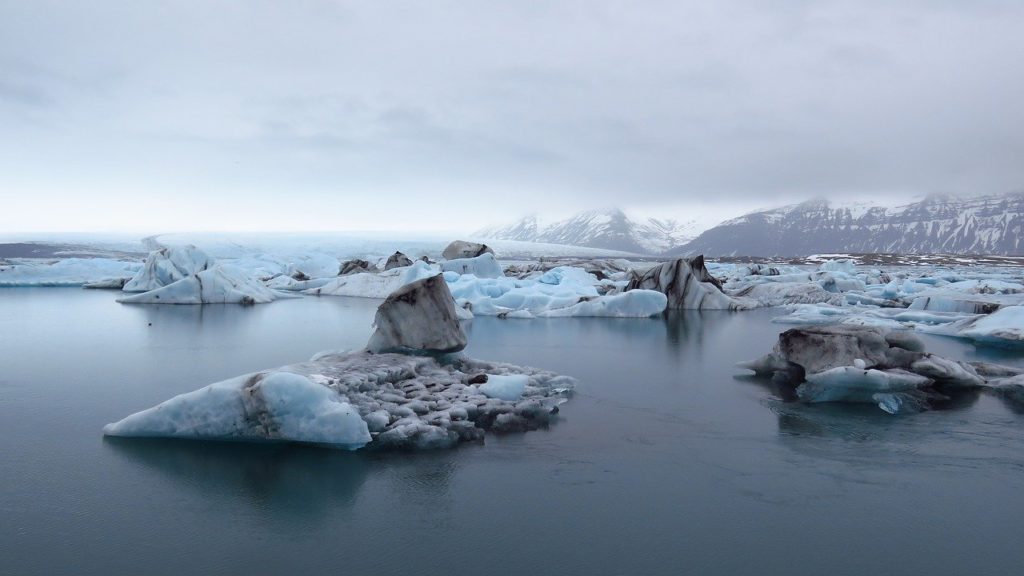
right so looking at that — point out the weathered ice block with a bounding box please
[366,274,468,355]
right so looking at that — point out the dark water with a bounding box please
[2,288,1023,576]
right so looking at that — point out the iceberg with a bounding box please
[384,251,414,270]
[439,253,503,279]
[306,269,406,299]
[122,245,214,293]
[103,371,372,450]
[104,269,575,450]
[366,274,468,355]
[739,325,992,414]
[625,256,748,310]
[117,264,282,305]
[952,306,1024,347]
[339,259,379,276]
[535,290,666,318]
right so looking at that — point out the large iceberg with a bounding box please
[118,264,282,305]
[104,273,575,450]
[122,245,214,293]
[117,245,283,305]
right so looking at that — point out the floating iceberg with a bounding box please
[626,256,749,310]
[448,265,665,318]
[948,306,1024,347]
[118,264,282,305]
[103,371,372,449]
[738,325,998,414]
[104,274,575,450]
[366,274,467,355]
[122,245,214,293]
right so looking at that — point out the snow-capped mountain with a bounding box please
[474,209,703,254]
[670,192,1024,257]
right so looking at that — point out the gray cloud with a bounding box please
[2,0,1023,232]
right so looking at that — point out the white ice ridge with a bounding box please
[0,258,142,287]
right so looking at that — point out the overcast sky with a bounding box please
[2,0,1023,234]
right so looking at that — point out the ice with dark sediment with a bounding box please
[738,324,1020,414]
[625,256,751,310]
[366,275,468,355]
[384,251,414,270]
[441,240,494,261]
[104,273,575,450]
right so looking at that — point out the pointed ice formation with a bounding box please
[384,251,414,270]
[625,256,747,310]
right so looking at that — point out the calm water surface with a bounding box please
[2,288,1023,576]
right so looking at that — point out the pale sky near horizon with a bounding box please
[2,1,1023,234]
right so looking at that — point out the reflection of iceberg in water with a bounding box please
[104,438,370,521]
[103,437,465,527]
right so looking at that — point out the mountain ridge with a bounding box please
[474,208,703,254]
[670,192,1024,257]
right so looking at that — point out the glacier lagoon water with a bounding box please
[2,288,1023,576]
